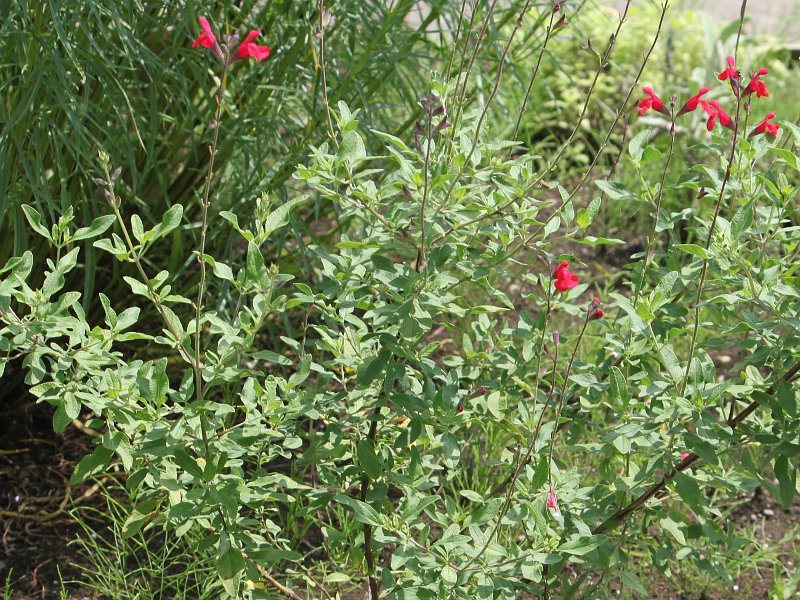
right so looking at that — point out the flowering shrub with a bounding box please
[2,3,800,598]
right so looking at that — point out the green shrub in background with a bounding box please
[500,1,798,180]
[2,1,800,598]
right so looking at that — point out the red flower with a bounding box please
[717,55,739,82]
[192,16,218,50]
[743,68,769,98]
[553,261,579,292]
[676,87,710,117]
[699,100,733,132]
[236,30,271,61]
[749,113,779,138]
[546,486,560,516]
[680,452,690,461]
[638,87,669,116]
[457,404,464,413]
[590,308,604,321]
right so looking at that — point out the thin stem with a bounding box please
[418,106,435,271]
[459,286,558,572]
[194,56,229,462]
[545,315,591,473]
[101,168,196,369]
[450,0,499,140]
[632,117,676,309]
[680,106,745,394]
[445,0,470,83]
[464,0,535,163]
[510,6,559,144]
[317,0,336,143]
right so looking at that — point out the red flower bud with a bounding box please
[546,486,560,516]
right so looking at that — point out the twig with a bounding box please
[264,574,304,600]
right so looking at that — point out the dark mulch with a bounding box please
[0,365,98,600]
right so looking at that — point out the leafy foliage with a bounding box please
[2,1,800,598]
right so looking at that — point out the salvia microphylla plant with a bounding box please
[2,3,800,598]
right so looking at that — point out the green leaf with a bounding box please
[357,440,383,479]
[596,180,638,201]
[609,367,630,408]
[259,195,307,241]
[675,244,713,259]
[774,455,797,509]
[148,204,183,243]
[673,472,703,507]
[173,447,205,480]
[730,202,754,240]
[42,247,80,297]
[334,494,381,526]
[338,130,366,163]
[628,130,651,163]
[576,197,601,229]
[212,261,234,282]
[71,214,116,242]
[53,404,72,433]
[531,458,549,489]
[21,205,53,239]
[71,445,114,484]
[776,380,798,417]
[617,569,647,595]
[357,351,391,387]
[559,535,606,556]
[216,547,246,579]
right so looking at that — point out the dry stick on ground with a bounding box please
[594,360,800,535]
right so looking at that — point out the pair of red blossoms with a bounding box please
[638,55,778,138]
[553,261,604,320]
[192,16,271,63]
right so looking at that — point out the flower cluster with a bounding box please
[638,55,779,139]
[192,16,271,65]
